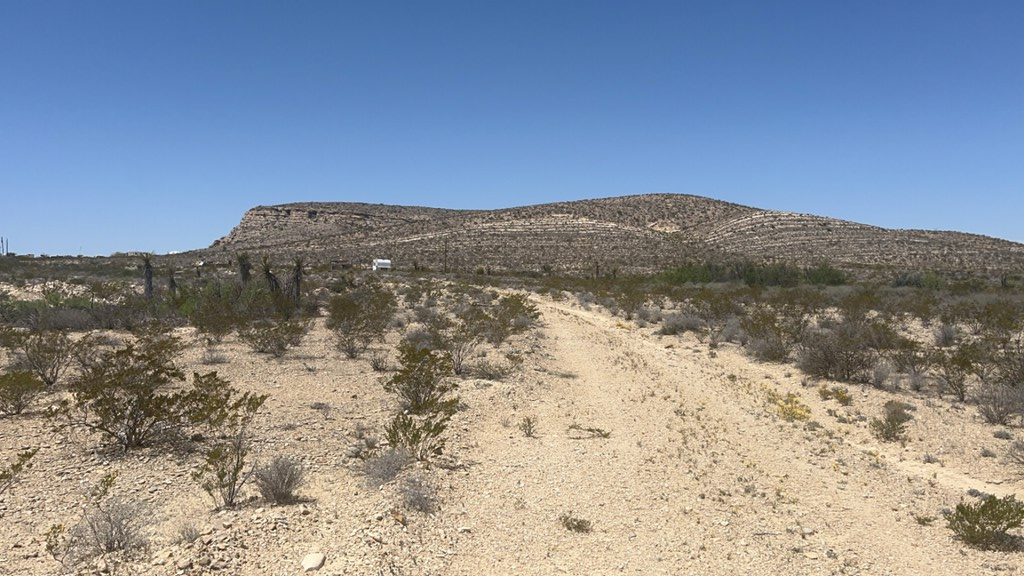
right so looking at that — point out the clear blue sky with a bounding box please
[2,1,1021,256]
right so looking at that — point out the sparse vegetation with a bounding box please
[11,330,80,387]
[518,416,538,438]
[944,494,1024,550]
[253,455,306,504]
[870,400,914,443]
[0,370,45,415]
[766,390,811,422]
[559,512,593,533]
[327,283,396,358]
[238,318,308,357]
[0,448,36,496]
[363,448,411,487]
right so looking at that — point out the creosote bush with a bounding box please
[238,319,308,357]
[327,283,396,358]
[797,321,877,383]
[53,335,267,453]
[0,448,36,496]
[385,412,451,461]
[0,370,45,415]
[944,494,1024,550]
[383,344,456,415]
[976,382,1024,426]
[13,330,79,386]
[870,400,914,443]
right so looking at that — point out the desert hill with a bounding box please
[206,194,1024,274]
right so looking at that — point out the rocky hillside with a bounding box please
[204,194,1024,274]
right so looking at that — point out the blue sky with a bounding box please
[1,1,1021,256]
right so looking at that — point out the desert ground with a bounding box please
[2,285,1023,575]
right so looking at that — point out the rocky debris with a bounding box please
[301,552,325,572]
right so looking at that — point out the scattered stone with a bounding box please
[301,552,326,572]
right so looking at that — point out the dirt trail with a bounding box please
[445,298,1020,575]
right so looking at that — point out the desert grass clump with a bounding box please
[870,400,914,443]
[944,494,1024,550]
[46,474,149,567]
[254,455,305,504]
[175,521,201,544]
[368,350,391,372]
[470,359,514,381]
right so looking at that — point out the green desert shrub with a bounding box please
[658,313,705,336]
[0,370,46,415]
[482,293,540,345]
[944,494,1024,550]
[384,412,451,461]
[238,319,308,357]
[326,283,396,358]
[742,306,800,362]
[53,335,265,452]
[12,330,80,387]
[0,449,36,496]
[934,343,984,402]
[870,400,914,443]
[383,344,456,415]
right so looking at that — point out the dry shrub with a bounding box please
[976,382,1024,426]
[363,448,411,487]
[254,455,305,504]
